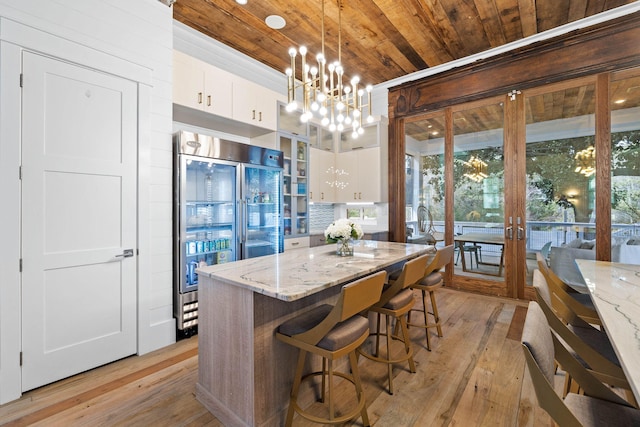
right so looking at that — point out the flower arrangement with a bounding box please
[324,218,364,244]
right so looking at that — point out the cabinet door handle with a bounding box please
[207,95,211,106]
[354,192,357,200]
[291,242,299,246]
[310,191,313,199]
[259,111,263,121]
[358,192,362,200]
[252,109,256,120]
[198,92,203,104]
[321,192,324,200]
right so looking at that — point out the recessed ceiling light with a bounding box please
[236,0,247,5]
[614,99,626,104]
[266,15,286,30]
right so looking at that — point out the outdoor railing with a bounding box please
[408,220,640,254]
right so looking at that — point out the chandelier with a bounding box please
[463,156,488,182]
[574,146,595,177]
[285,0,373,138]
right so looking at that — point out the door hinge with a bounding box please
[20,351,23,366]
[19,258,22,272]
[19,73,23,88]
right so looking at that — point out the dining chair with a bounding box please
[521,300,640,426]
[407,244,455,351]
[357,254,430,395]
[536,253,601,325]
[532,270,635,404]
[454,234,481,269]
[275,271,386,426]
[539,241,552,266]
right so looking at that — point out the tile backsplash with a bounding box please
[309,204,335,231]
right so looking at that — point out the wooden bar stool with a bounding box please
[357,254,430,395]
[407,244,454,351]
[276,271,386,426]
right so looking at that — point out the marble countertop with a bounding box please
[576,259,640,401]
[197,240,431,302]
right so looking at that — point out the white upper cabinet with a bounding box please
[173,50,233,119]
[233,79,282,131]
[334,117,388,203]
[173,51,283,131]
[309,147,336,203]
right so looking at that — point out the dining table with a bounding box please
[454,232,505,276]
[575,259,640,402]
[194,240,433,427]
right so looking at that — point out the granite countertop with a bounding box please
[197,240,430,302]
[576,260,640,401]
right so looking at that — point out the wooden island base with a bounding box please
[195,241,431,426]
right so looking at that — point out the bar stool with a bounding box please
[276,271,386,426]
[407,244,454,351]
[357,254,430,395]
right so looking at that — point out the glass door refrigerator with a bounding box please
[173,131,284,336]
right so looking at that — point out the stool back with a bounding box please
[290,271,386,346]
[376,254,429,308]
[425,244,454,276]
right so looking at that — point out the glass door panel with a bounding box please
[243,165,283,259]
[525,82,596,286]
[610,71,640,265]
[404,114,445,244]
[453,100,505,283]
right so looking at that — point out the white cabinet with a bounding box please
[173,50,233,119]
[334,147,387,203]
[284,236,310,250]
[173,51,282,131]
[233,79,281,131]
[309,148,336,203]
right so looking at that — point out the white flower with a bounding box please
[324,218,364,243]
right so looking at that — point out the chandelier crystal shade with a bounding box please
[574,146,595,177]
[285,0,373,138]
[463,156,488,182]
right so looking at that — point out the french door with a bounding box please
[405,70,640,299]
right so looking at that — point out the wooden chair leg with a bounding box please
[430,290,443,337]
[385,314,393,394]
[422,290,431,351]
[349,351,370,427]
[286,350,307,426]
[398,316,416,373]
[328,359,334,421]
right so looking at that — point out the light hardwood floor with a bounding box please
[0,288,554,426]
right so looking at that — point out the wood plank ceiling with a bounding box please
[173,0,637,87]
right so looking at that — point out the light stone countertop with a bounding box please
[576,259,640,401]
[197,240,431,302]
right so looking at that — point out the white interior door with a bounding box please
[20,52,138,391]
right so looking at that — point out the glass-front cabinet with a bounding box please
[279,133,309,237]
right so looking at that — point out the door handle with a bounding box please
[115,249,134,258]
[505,226,513,240]
[517,227,525,240]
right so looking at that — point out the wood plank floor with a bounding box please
[0,289,554,426]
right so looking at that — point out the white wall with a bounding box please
[0,0,174,404]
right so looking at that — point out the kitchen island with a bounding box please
[195,240,432,427]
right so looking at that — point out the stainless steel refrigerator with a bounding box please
[173,131,284,335]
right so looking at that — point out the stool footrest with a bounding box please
[292,370,367,425]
